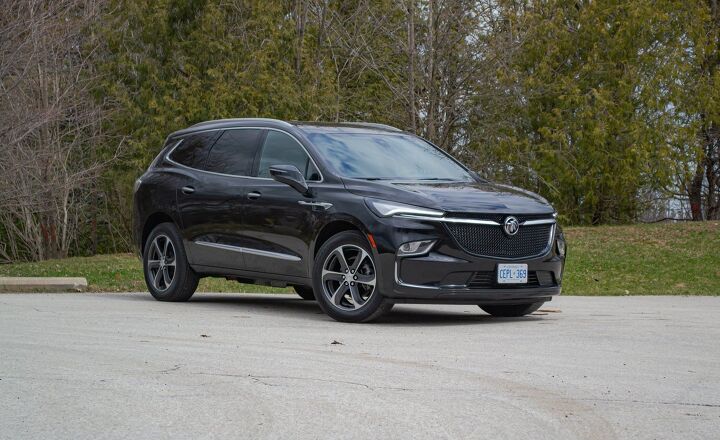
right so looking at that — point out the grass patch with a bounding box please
[0,253,292,294]
[562,221,720,295]
[0,222,717,295]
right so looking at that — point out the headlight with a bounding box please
[398,240,436,256]
[365,198,444,218]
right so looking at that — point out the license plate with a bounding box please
[497,264,528,284]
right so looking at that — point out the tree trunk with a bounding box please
[426,0,436,142]
[689,159,705,220]
[407,0,416,133]
[295,0,307,77]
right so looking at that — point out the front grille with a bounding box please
[445,222,553,259]
[468,270,555,289]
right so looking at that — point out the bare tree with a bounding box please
[685,0,720,220]
[0,0,111,262]
[315,0,504,155]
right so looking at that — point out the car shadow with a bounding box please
[119,292,546,326]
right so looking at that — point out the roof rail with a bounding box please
[339,122,403,132]
[190,118,293,128]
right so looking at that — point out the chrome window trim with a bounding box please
[195,241,301,262]
[165,126,324,183]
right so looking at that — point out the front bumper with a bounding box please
[368,215,565,304]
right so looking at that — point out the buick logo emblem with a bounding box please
[503,216,520,236]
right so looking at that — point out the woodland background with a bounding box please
[0,0,718,262]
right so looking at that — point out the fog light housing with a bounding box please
[397,240,436,257]
[556,232,566,257]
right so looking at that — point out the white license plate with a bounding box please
[497,264,528,284]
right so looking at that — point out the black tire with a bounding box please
[312,231,393,323]
[143,222,199,302]
[479,302,544,317]
[293,285,316,300]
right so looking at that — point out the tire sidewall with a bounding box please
[143,223,194,301]
[312,231,386,322]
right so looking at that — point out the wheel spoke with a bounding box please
[163,237,170,257]
[148,260,161,269]
[350,249,369,272]
[349,284,364,309]
[153,268,163,290]
[330,283,349,305]
[355,273,375,287]
[152,239,162,259]
[162,267,172,287]
[330,248,349,272]
[322,270,344,283]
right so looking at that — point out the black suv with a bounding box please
[133,118,565,322]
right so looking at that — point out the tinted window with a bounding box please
[169,132,218,168]
[205,129,262,176]
[257,131,320,181]
[306,132,472,181]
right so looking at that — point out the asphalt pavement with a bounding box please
[1,293,718,439]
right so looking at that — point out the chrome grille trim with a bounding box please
[395,214,556,227]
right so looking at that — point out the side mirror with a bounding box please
[269,165,310,196]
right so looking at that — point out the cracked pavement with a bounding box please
[1,293,718,439]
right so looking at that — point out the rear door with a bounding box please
[176,128,263,270]
[241,129,322,277]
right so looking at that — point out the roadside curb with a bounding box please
[0,277,88,292]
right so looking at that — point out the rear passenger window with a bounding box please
[204,129,262,176]
[256,131,321,181]
[169,132,219,168]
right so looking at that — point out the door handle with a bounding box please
[247,191,262,200]
[181,186,195,194]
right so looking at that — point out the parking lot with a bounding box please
[1,293,718,439]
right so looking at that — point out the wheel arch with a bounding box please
[311,217,370,264]
[141,212,177,253]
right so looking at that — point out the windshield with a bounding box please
[306,132,473,181]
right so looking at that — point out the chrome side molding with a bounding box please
[195,241,301,262]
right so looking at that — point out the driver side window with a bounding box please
[256,131,320,181]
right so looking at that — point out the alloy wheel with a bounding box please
[321,244,376,311]
[147,234,176,292]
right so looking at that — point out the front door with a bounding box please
[241,130,322,277]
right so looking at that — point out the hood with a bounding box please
[343,179,554,215]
